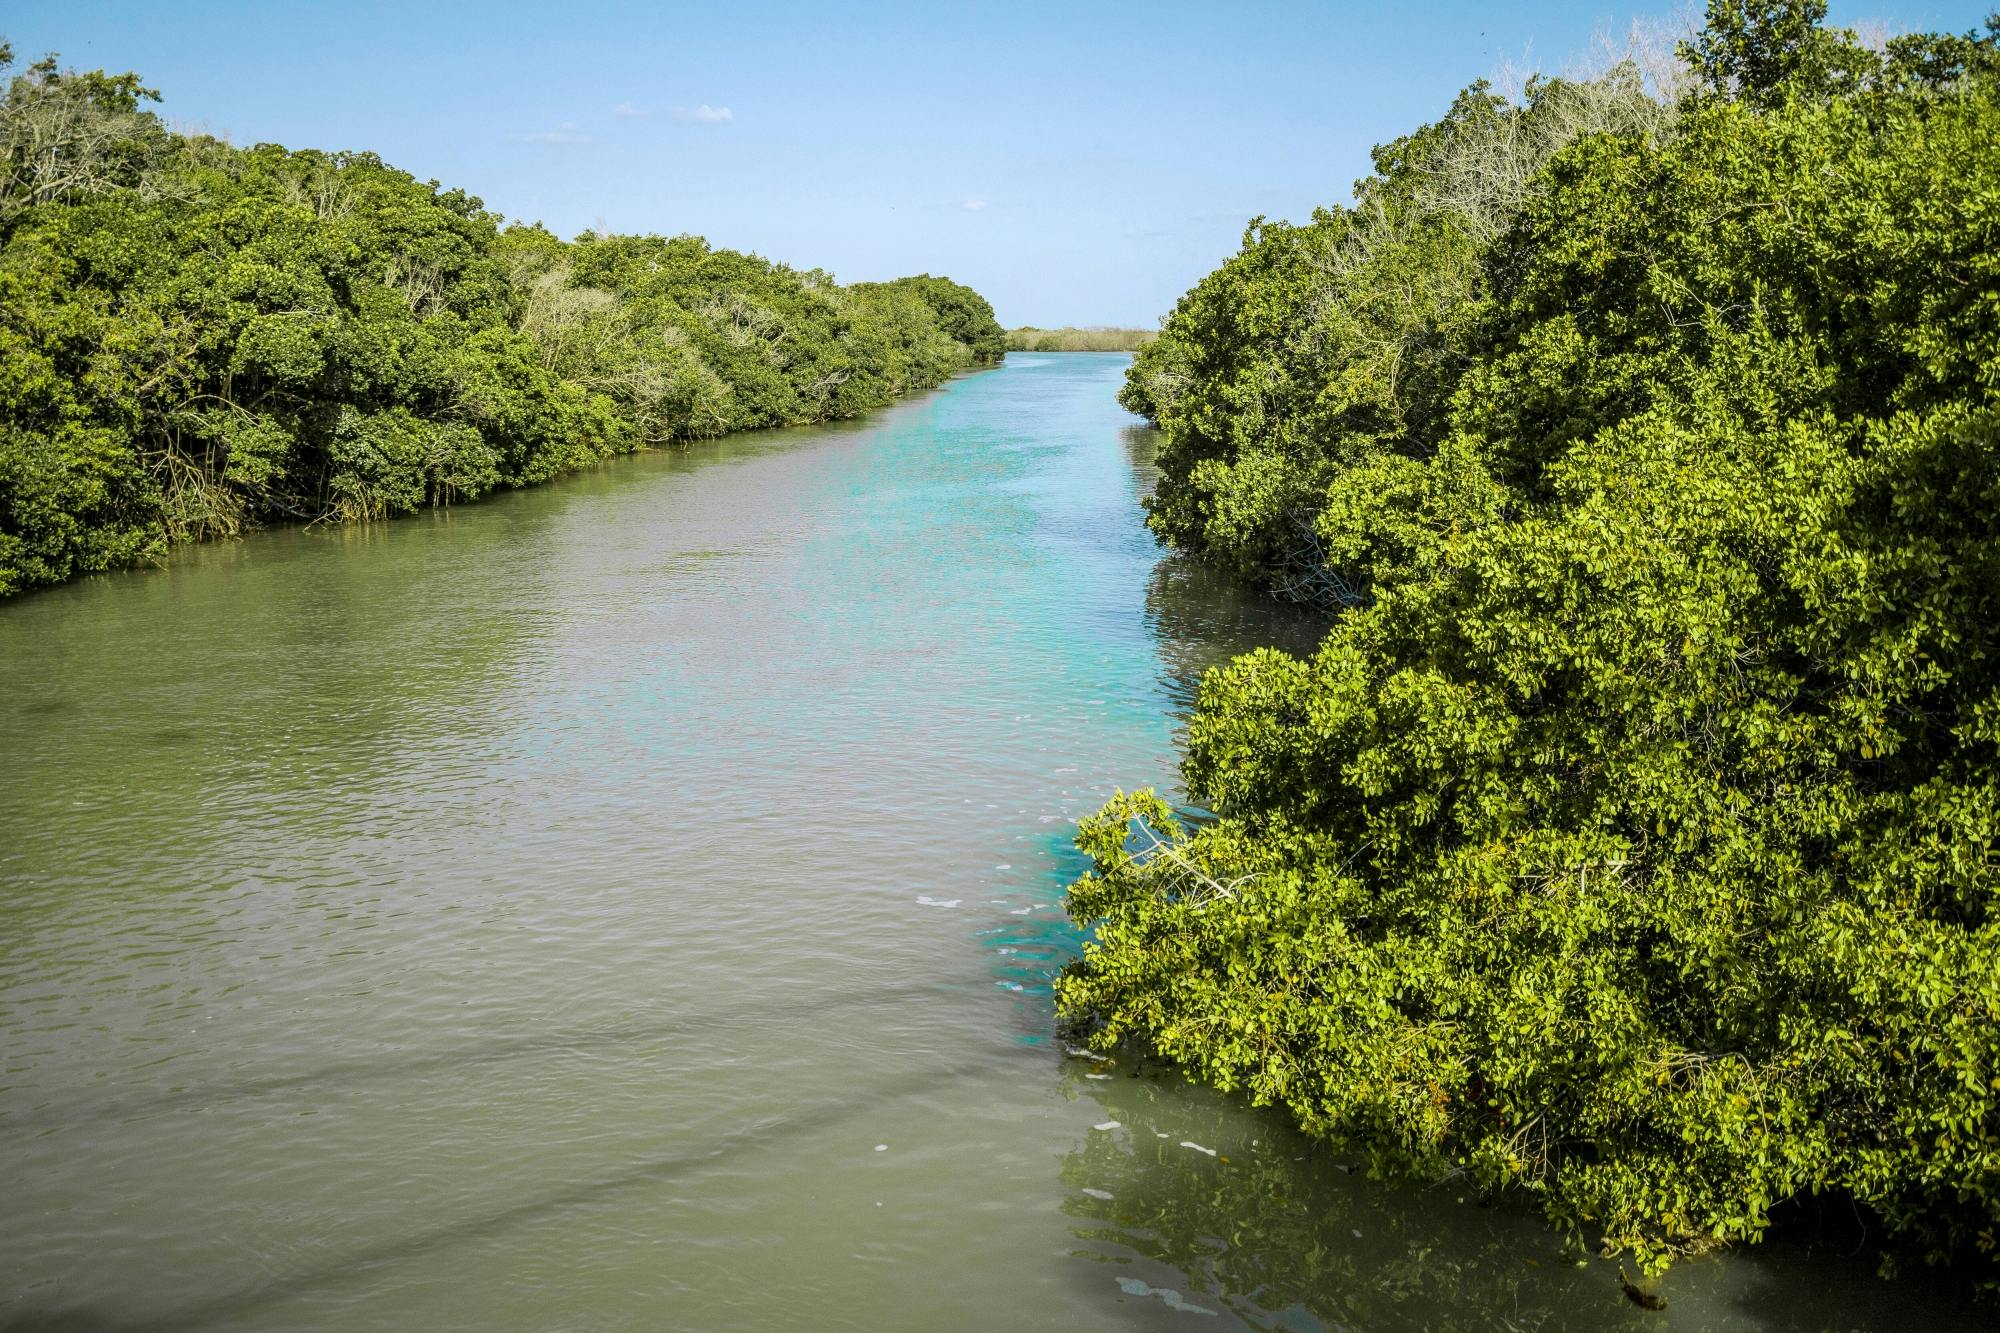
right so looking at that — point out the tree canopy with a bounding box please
[0,50,1004,595]
[1076,1,2000,1297]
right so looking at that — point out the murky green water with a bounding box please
[0,354,1977,1330]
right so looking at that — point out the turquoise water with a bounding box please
[0,353,1977,1329]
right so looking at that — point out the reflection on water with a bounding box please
[0,354,1975,1330]
[1145,550,1325,713]
[1058,1053,1978,1332]
[1123,421,1325,715]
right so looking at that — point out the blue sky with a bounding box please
[7,1,1991,326]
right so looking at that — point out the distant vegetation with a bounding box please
[0,44,1003,596]
[1004,327,1156,352]
[1069,0,2000,1300]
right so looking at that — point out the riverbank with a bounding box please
[0,49,1006,598]
[1069,3,2000,1307]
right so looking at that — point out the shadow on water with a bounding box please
[1119,420,1328,714]
[3,979,972,1133]
[1143,551,1326,714]
[1052,1052,1637,1332]
[3,1052,1025,1333]
[1119,423,1161,496]
[1047,1057,1987,1333]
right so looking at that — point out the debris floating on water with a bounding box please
[874,1144,889,1152]
[1115,1277,1217,1316]
[1180,1141,1217,1156]
[1081,1187,1114,1200]
[1093,1120,1120,1131]
[1620,1269,1668,1312]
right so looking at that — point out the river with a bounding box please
[0,353,1978,1330]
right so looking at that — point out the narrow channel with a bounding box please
[0,354,1976,1329]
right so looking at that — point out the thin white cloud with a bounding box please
[520,122,592,144]
[672,104,734,124]
[613,101,651,119]
[963,198,988,211]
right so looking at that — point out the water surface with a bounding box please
[0,354,1975,1329]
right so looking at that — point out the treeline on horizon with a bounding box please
[0,44,1005,597]
[1004,326,1156,352]
[1069,0,2000,1301]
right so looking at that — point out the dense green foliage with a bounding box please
[1005,326,1156,352]
[1070,1,2000,1294]
[0,46,1003,595]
